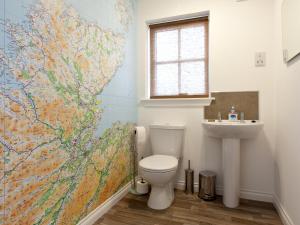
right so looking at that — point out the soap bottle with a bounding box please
[228,106,238,121]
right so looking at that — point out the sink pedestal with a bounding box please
[222,138,240,208]
[202,120,263,208]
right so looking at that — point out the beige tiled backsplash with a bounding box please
[204,91,259,120]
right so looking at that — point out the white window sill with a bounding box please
[139,97,215,108]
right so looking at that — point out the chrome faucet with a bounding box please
[217,112,222,122]
[240,112,245,123]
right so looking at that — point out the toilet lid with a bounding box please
[139,155,178,172]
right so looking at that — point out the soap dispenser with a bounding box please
[228,106,238,121]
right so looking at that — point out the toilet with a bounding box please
[139,124,185,210]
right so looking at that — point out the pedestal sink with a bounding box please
[202,120,264,208]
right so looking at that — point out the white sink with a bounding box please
[202,120,264,208]
[202,120,264,139]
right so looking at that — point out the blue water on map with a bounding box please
[1,0,137,137]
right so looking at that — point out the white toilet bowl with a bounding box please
[139,154,178,210]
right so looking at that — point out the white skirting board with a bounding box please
[175,181,273,202]
[273,195,295,225]
[78,182,131,225]
[215,187,274,203]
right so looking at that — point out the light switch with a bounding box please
[255,52,266,67]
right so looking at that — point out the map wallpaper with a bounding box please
[0,0,137,224]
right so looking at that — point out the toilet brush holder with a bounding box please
[185,160,194,194]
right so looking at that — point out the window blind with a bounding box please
[149,17,209,98]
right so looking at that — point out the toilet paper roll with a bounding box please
[136,179,149,194]
[135,126,146,153]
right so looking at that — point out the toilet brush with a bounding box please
[185,160,194,194]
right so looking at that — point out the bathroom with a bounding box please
[1,0,299,224]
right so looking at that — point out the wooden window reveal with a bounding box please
[150,17,209,99]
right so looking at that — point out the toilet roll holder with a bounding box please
[130,129,149,195]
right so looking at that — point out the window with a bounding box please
[149,17,209,99]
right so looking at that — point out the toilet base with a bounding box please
[148,183,174,210]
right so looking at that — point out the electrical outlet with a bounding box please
[255,52,266,67]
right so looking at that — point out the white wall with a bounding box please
[273,1,300,224]
[137,0,276,201]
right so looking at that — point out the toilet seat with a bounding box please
[139,154,178,173]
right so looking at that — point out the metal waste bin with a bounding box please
[198,171,216,201]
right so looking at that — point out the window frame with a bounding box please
[149,17,209,99]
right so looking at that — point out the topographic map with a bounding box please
[0,0,136,224]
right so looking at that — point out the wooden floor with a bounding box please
[94,191,283,225]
